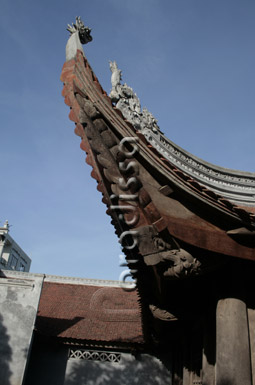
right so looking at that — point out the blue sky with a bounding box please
[1,0,254,280]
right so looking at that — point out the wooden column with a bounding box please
[216,298,252,385]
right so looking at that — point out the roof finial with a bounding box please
[67,16,92,45]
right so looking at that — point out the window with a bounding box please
[0,258,7,266]
[10,255,18,269]
[69,349,122,363]
[19,263,26,272]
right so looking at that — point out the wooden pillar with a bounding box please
[216,298,252,385]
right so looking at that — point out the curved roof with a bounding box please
[61,33,255,264]
[143,129,255,207]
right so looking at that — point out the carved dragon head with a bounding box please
[67,16,92,45]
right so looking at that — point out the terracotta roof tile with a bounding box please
[36,282,144,344]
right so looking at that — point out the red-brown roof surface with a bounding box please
[36,282,144,344]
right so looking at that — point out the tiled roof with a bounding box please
[36,282,144,344]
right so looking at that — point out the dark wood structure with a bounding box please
[61,21,255,385]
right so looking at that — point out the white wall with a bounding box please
[0,271,44,385]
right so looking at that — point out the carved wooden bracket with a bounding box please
[137,225,201,279]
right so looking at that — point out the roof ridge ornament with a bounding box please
[108,63,255,206]
[67,16,92,44]
[66,16,92,61]
[109,61,163,135]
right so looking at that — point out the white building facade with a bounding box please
[0,221,31,272]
